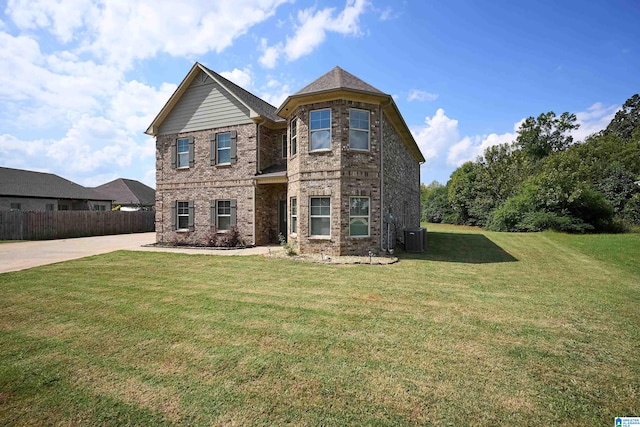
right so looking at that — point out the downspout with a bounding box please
[380,99,391,252]
[254,120,263,246]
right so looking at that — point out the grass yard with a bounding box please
[1,224,639,426]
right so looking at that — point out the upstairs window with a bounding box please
[290,118,297,156]
[210,131,237,165]
[310,109,331,151]
[10,203,21,211]
[217,133,231,164]
[46,204,54,211]
[349,109,370,150]
[177,138,190,168]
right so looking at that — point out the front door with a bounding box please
[278,200,287,238]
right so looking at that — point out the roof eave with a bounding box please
[276,88,389,118]
[383,100,426,163]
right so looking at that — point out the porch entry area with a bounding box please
[254,182,287,245]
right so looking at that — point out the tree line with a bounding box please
[422,94,640,232]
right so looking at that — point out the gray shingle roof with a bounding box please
[93,178,155,206]
[199,63,284,123]
[0,167,111,201]
[293,66,385,96]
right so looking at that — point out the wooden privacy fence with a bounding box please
[0,211,155,240]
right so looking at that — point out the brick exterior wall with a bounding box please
[155,123,258,245]
[259,126,287,172]
[382,113,421,250]
[255,183,286,245]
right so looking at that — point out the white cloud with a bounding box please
[259,0,368,68]
[572,102,618,141]
[378,6,395,21]
[1,0,290,187]
[260,81,291,107]
[412,109,523,181]
[6,0,289,69]
[407,89,439,102]
[447,131,518,167]
[220,67,253,90]
[412,108,460,163]
[258,38,282,69]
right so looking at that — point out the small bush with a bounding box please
[203,228,219,247]
[278,233,298,255]
[218,226,241,248]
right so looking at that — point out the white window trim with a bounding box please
[216,199,231,231]
[177,137,190,168]
[217,132,231,165]
[282,134,287,159]
[309,196,331,238]
[349,196,370,237]
[309,108,331,152]
[177,201,190,231]
[349,108,370,151]
[290,197,297,235]
[290,118,298,156]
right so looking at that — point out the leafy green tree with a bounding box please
[422,185,451,223]
[447,162,482,225]
[604,94,640,141]
[515,112,579,160]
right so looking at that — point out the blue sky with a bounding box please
[1,0,638,188]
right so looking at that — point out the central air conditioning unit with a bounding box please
[404,227,426,253]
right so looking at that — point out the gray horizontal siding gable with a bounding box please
[158,73,253,135]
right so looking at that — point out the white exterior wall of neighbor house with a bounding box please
[382,113,421,250]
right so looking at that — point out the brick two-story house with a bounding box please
[146,62,424,255]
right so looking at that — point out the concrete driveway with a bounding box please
[0,233,156,274]
[0,233,276,274]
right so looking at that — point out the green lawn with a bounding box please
[1,224,638,426]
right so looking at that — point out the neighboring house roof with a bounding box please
[278,66,426,164]
[145,62,283,136]
[93,178,155,206]
[0,167,111,201]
